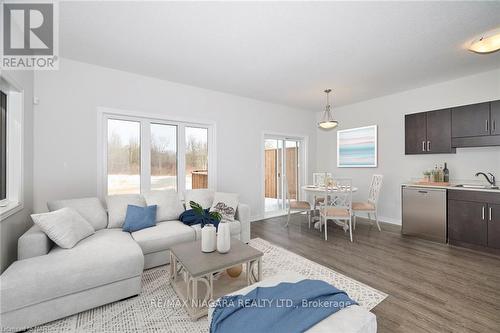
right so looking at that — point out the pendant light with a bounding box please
[318,89,338,129]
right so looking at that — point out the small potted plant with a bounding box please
[190,201,221,253]
[189,201,221,227]
[423,170,431,182]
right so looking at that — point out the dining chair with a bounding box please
[319,178,353,242]
[312,172,332,209]
[352,174,383,232]
[284,175,312,228]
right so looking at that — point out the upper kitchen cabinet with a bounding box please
[451,102,490,138]
[491,100,500,136]
[405,109,455,155]
[451,100,500,147]
[405,112,427,154]
[427,109,454,153]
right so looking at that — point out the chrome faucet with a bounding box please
[475,172,496,186]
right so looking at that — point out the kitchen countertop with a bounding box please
[402,183,500,194]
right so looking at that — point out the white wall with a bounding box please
[0,70,34,273]
[317,69,500,225]
[33,58,317,220]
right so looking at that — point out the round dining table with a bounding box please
[301,185,358,195]
[300,185,358,229]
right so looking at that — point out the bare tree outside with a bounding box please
[185,127,208,189]
[107,119,141,194]
[151,124,177,190]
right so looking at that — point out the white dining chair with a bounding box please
[352,174,383,231]
[312,172,332,209]
[284,175,312,228]
[319,178,353,242]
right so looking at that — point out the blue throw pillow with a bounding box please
[122,205,157,232]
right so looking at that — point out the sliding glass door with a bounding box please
[264,136,303,213]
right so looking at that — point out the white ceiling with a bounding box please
[60,1,500,111]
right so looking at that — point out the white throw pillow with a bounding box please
[210,192,239,221]
[184,189,215,209]
[106,194,146,228]
[143,190,184,222]
[47,197,108,230]
[31,207,95,249]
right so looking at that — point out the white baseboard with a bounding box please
[377,215,401,226]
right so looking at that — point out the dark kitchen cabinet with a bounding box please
[448,190,500,252]
[491,100,500,136]
[448,199,487,247]
[405,112,427,154]
[487,204,500,249]
[427,109,453,153]
[451,102,490,138]
[451,100,500,147]
[405,109,454,154]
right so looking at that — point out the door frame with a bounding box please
[260,131,308,218]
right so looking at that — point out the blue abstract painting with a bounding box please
[337,125,377,168]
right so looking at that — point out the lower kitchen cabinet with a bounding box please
[487,204,500,249]
[448,200,487,246]
[448,190,500,251]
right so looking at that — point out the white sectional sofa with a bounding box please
[0,190,250,331]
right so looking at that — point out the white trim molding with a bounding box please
[0,73,24,220]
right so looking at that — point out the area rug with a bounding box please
[30,238,387,333]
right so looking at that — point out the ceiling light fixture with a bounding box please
[468,30,500,54]
[318,89,338,130]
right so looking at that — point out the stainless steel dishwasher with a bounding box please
[402,186,447,243]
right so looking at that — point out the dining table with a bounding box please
[300,184,358,229]
[301,184,358,195]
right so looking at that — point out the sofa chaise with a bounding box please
[0,189,250,331]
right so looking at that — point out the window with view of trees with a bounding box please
[151,123,177,191]
[0,90,6,201]
[185,127,208,190]
[107,119,141,195]
[104,114,212,196]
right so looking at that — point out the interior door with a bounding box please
[405,113,427,154]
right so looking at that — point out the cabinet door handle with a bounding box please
[482,206,485,220]
[427,141,431,151]
[486,120,489,132]
[494,120,497,133]
[489,207,493,221]
[422,141,426,152]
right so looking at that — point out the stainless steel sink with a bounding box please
[454,184,499,190]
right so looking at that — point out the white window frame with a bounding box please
[0,74,24,219]
[97,107,216,199]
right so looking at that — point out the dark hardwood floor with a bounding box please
[251,214,500,333]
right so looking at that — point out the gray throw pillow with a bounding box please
[31,207,95,249]
[47,197,108,230]
[106,194,146,228]
[184,189,215,209]
[143,190,184,222]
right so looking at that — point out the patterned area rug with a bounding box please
[30,238,387,333]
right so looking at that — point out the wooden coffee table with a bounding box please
[169,238,263,319]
